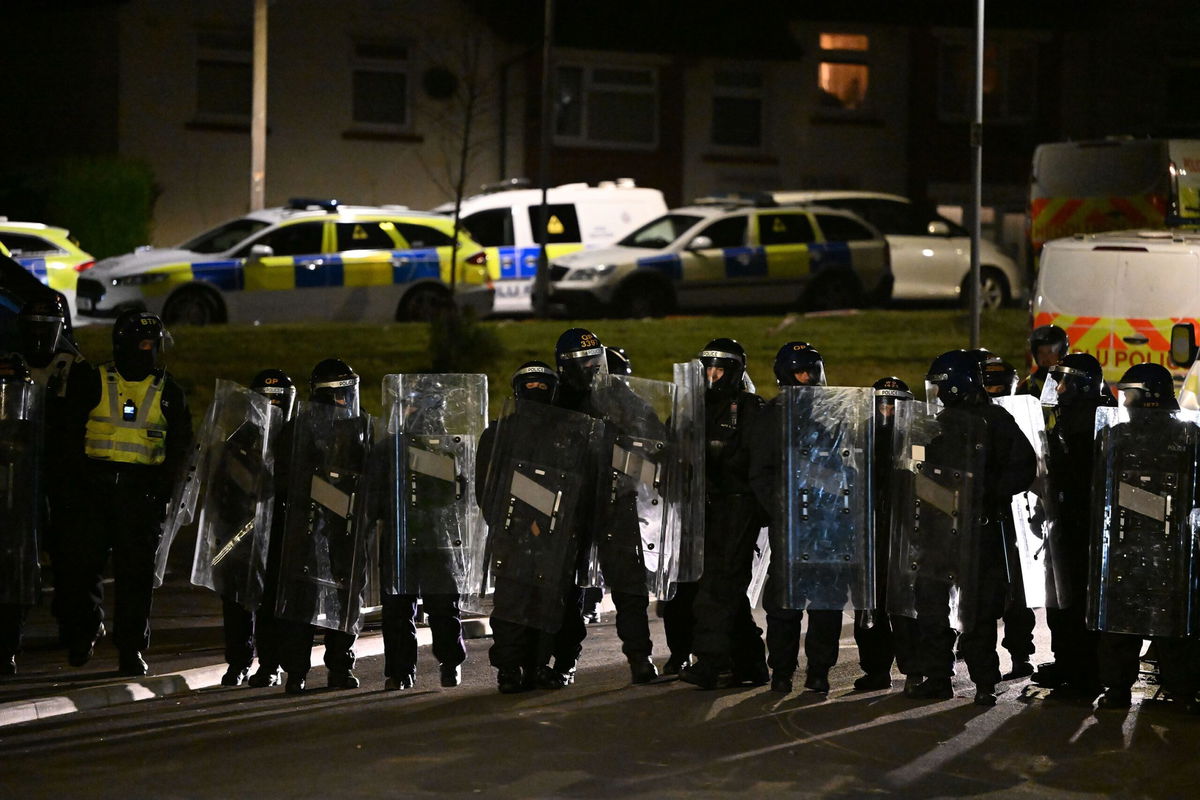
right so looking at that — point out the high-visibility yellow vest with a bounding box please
[85,365,168,465]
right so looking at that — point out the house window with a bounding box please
[352,41,410,130]
[817,33,869,111]
[938,39,1037,123]
[712,69,764,149]
[195,30,252,121]
[554,64,657,148]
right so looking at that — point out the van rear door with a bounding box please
[1112,246,1200,379]
[1033,244,1119,380]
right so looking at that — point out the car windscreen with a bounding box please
[617,214,703,249]
[180,218,272,254]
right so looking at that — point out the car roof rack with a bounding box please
[286,197,340,212]
[692,191,778,208]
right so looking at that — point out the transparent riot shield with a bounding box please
[671,360,705,584]
[379,373,487,597]
[1087,406,1200,637]
[774,386,874,611]
[188,382,280,611]
[465,397,600,632]
[0,378,42,606]
[746,526,770,609]
[586,374,680,599]
[887,402,985,631]
[275,401,374,634]
[993,394,1059,610]
[156,395,216,587]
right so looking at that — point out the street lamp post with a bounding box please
[969,0,985,348]
[250,0,267,211]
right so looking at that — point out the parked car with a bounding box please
[0,219,95,322]
[771,191,1024,310]
[76,198,493,325]
[545,199,891,317]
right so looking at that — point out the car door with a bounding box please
[334,219,407,321]
[754,210,817,304]
[676,214,751,309]
[238,220,330,322]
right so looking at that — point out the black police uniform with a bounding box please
[61,312,192,675]
[0,353,41,675]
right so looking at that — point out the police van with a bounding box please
[434,179,667,314]
[1032,229,1200,385]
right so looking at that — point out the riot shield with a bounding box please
[156,396,215,587]
[746,526,770,609]
[0,378,42,606]
[465,397,599,631]
[586,374,680,599]
[379,373,487,596]
[671,360,705,584]
[773,386,874,611]
[275,401,374,634]
[1087,406,1200,637]
[188,381,280,611]
[887,402,985,631]
[993,394,1060,610]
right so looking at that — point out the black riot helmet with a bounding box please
[511,360,558,405]
[1116,363,1178,410]
[872,375,912,429]
[112,310,166,381]
[309,357,360,415]
[555,328,606,392]
[982,358,1018,397]
[699,338,746,397]
[1029,324,1069,369]
[1041,352,1104,408]
[0,352,35,421]
[18,296,68,368]
[250,368,298,422]
[605,346,632,376]
[773,341,825,387]
[926,349,986,406]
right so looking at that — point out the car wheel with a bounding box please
[162,288,222,326]
[962,267,1011,311]
[802,274,861,312]
[616,280,672,319]
[397,285,452,322]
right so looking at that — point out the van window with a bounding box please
[758,213,815,245]
[1034,141,1165,197]
[1116,251,1200,317]
[461,209,514,247]
[528,204,582,244]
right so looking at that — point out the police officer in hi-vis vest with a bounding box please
[61,311,191,676]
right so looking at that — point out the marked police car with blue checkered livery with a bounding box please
[76,199,493,325]
[545,199,892,317]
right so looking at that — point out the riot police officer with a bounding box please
[554,328,662,684]
[852,376,920,691]
[213,369,297,687]
[61,311,192,675]
[749,342,845,694]
[1018,325,1069,398]
[903,350,1036,705]
[0,353,42,675]
[1032,353,1110,698]
[276,359,370,693]
[679,339,770,689]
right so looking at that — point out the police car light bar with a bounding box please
[287,197,341,212]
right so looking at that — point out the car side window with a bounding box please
[815,213,878,242]
[758,213,815,245]
[461,209,514,247]
[0,233,62,256]
[246,221,324,256]
[394,223,454,249]
[527,204,582,244]
[696,216,748,248]
[335,221,400,251]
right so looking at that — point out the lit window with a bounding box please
[712,69,764,148]
[554,64,657,149]
[818,33,870,111]
[195,30,252,121]
[352,42,410,130]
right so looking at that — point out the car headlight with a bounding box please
[564,263,616,281]
[111,273,171,287]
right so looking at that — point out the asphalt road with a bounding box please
[2,613,1199,799]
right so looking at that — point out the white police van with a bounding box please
[434,179,666,314]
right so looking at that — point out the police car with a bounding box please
[0,220,95,323]
[545,199,891,317]
[76,199,493,325]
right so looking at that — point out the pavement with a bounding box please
[0,576,493,729]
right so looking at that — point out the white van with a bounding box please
[1033,229,1200,385]
[434,179,667,314]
